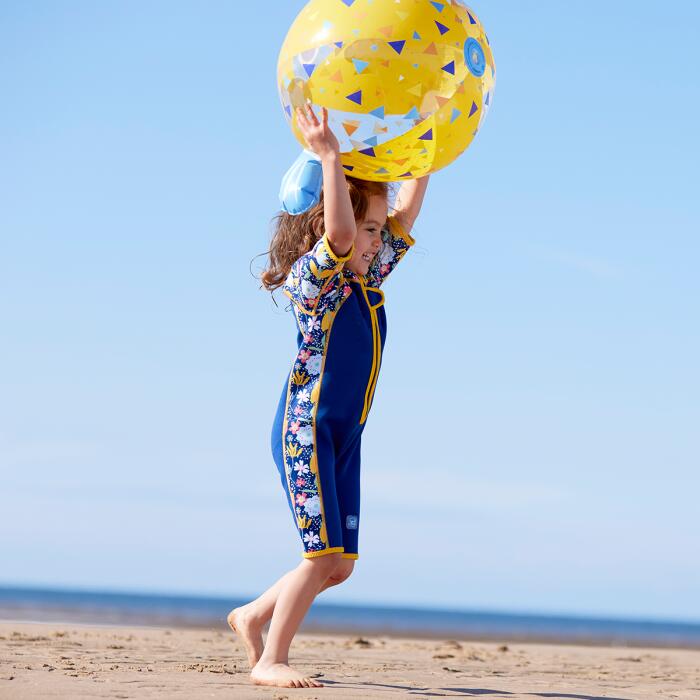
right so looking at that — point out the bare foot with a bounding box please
[227,606,264,667]
[250,661,323,688]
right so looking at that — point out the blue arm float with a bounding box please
[279,149,323,215]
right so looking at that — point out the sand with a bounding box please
[1,620,699,699]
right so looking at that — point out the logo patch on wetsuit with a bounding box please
[346,515,358,530]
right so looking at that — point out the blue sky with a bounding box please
[1,1,698,623]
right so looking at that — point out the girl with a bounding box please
[228,104,429,689]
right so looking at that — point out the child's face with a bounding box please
[346,195,388,276]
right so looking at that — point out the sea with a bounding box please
[1,585,699,649]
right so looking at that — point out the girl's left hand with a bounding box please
[295,104,340,160]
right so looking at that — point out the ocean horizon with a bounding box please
[1,584,699,650]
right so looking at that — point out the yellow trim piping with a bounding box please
[341,553,359,560]
[358,278,382,425]
[354,216,414,419]
[283,287,323,317]
[322,231,355,264]
[308,307,341,549]
[366,333,381,417]
[363,285,385,309]
[284,233,354,317]
[387,214,416,246]
[302,546,345,559]
[281,305,342,554]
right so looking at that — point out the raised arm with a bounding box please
[392,174,430,237]
[295,104,356,258]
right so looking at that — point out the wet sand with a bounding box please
[1,620,699,699]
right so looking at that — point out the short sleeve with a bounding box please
[283,232,355,315]
[364,215,416,288]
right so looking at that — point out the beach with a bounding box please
[1,620,699,699]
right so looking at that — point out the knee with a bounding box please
[327,559,355,585]
[305,551,343,578]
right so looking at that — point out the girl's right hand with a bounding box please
[295,104,340,160]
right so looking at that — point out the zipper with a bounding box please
[359,280,381,424]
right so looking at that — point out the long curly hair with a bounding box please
[260,176,392,293]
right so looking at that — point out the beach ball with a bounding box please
[277,0,496,181]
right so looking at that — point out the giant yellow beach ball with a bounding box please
[277,0,496,181]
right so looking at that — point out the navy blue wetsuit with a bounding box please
[271,215,415,560]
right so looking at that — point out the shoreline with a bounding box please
[2,620,699,699]
[2,614,700,652]
[3,586,699,651]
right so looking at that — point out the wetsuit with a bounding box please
[271,215,415,559]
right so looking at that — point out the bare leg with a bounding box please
[228,568,297,667]
[249,552,342,688]
[228,557,354,667]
